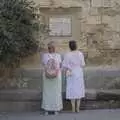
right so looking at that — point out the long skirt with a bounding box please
[41,72,63,111]
[66,67,85,99]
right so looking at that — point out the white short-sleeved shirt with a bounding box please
[62,51,85,70]
[42,53,62,69]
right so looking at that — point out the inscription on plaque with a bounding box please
[49,17,72,36]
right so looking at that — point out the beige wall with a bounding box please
[21,7,82,68]
[21,0,120,68]
[39,8,82,52]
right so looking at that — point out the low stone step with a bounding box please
[0,99,120,112]
[0,89,120,101]
[0,89,120,112]
[64,100,120,111]
[15,67,120,89]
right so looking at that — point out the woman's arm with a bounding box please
[80,52,85,67]
[57,54,62,69]
[42,53,47,66]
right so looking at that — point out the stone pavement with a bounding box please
[0,109,120,120]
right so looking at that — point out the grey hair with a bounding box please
[47,41,56,47]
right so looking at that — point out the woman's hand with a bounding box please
[66,69,72,77]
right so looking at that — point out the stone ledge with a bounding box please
[96,89,120,101]
[15,67,120,78]
[0,89,120,101]
[0,89,41,101]
[0,89,120,112]
[14,67,120,89]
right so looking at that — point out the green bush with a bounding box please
[0,0,40,68]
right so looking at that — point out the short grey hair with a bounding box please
[47,41,56,47]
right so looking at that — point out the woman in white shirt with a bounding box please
[62,40,85,112]
[41,41,63,115]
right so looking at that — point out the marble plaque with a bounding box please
[49,17,72,36]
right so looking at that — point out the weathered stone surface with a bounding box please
[86,16,101,24]
[102,15,112,24]
[0,101,41,112]
[92,0,113,8]
[102,0,113,7]
[0,89,120,112]
[14,67,120,89]
[92,0,102,7]
[21,0,120,67]
[33,0,82,8]
[2,66,120,112]
[89,7,99,16]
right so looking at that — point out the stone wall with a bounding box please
[17,0,120,90]
[1,0,120,112]
[79,0,120,65]
[21,0,120,68]
[14,0,120,92]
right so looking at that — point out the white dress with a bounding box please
[41,53,63,111]
[62,51,85,99]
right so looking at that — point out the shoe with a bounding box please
[72,108,75,113]
[54,111,59,115]
[76,108,80,113]
[44,112,48,115]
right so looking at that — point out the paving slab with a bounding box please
[0,109,120,120]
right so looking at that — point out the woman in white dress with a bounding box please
[62,40,85,112]
[41,41,63,115]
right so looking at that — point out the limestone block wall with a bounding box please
[80,0,120,65]
[22,0,120,68]
[2,0,120,90]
